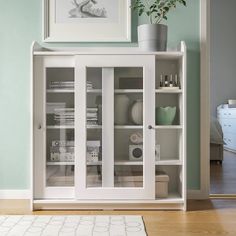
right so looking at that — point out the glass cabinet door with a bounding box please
[76,55,156,200]
[34,56,75,199]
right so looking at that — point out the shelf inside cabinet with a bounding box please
[156,89,182,94]
[87,125,102,129]
[47,162,75,166]
[155,125,182,130]
[87,89,102,93]
[47,125,74,129]
[115,125,143,129]
[115,89,143,94]
[47,89,74,93]
[47,160,182,166]
[156,160,182,166]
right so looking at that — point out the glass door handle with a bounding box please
[38,124,42,130]
[148,125,154,130]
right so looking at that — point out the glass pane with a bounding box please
[86,68,102,188]
[46,68,75,187]
[114,67,144,188]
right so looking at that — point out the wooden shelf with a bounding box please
[115,125,143,129]
[47,158,182,166]
[47,89,74,93]
[47,162,102,166]
[156,160,182,166]
[156,89,182,94]
[47,125,74,129]
[47,162,74,166]
[155,125,182,129]
[87,89,143,94]
[87,89,102,93]
[115,89,143,93]
[87,125,102,129]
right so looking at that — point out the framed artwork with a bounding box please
[43,0,131,42]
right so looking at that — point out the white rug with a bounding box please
[0,215,147,236]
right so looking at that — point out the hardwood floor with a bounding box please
[1,199,236,235]
[211,150,236,194]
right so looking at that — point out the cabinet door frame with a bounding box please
[75,55,156,200]
[33,56,75,199]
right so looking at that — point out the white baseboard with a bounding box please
[0,190,31,199]
[187,190,208,199]
[0,189,207,200]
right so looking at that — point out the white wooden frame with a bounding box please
[198,0,211,199]
[75,55,156,200]
[43,0,131,42]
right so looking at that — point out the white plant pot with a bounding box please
[138,24,168,51]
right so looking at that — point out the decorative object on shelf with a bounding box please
[131,0,187,51]
[129,144,161,161]
[130,132,143,144]
[48,80,93,90]
[47,103,65,114]
[114,94,130,125]
[160,74,164,87]
[87,141,100,162]
[158,74,181,90]
[164,75,169,87]
[43,0,131,42]
[95,95,102,125]
[156,106,176,125]
[119,77,143,89]
[49,81,74,89]
[54,108,75,125]
[129,145,143,161]
[174,74,181,89]
[87,80,93,90]
[155,171,169,198]
[87,107,98,126]
[155,144,161,161]
[50,140,74,162]
[130,99,143,125]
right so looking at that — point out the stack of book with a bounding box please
[87,81,93,90]
[87,108,98,126]
[50,140,74,162]
[49,81,94,90]
[54,108,74,125]
[49,81,74,90]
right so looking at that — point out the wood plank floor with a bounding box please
[211,150,236,194]
[1,199,236,235]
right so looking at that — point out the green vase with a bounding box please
[156,107,176,125]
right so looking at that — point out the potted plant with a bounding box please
[131,0,187,51]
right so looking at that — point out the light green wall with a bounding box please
[0,0,200,190]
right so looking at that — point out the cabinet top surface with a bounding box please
[32,41,186,58]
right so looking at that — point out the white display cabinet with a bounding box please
[32,41,186,210]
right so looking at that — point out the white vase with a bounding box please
[114,95,130,125]
[131,99,143,125]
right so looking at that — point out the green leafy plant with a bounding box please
[131,0,187,24]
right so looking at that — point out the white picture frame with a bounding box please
[43,0,131,42]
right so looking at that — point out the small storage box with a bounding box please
[115,171,169,198]
[155,172,169,198]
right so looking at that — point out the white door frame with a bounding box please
[199,0,211,199]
